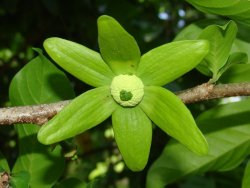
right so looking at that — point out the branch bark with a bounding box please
[0,101,70,125]
[177,82,250,103]
[1,82,250,125]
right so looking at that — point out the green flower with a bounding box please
[38,15,209,171]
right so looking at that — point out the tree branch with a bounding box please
[0,101,70,125]
[177,82,250,103]
[1,82,250,125]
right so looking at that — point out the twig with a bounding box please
[177,82,250,103]
[1,82,250,125]
[0,101,70,125]
[0,172,10,188]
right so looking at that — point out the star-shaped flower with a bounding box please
[38,15,209,171]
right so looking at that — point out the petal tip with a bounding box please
[97,15,115,24]
[193,138,209,156]
[43,37,59,51]
[37,123,59,145]
[37,129,50,145]
[127,161,147,172]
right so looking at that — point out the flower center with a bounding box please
[110,75,144,107]
[120,90,133,101]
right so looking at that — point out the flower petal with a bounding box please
[98,15,141,75]
[112,106,152,171]
[43,37,114,87]
[38,86,117,144]
[137,40,209,86]
[139,86,208,155]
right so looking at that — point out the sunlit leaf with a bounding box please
[197,21,237,80]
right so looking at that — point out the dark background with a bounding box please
[0,0,206,106]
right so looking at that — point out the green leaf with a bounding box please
[38,86,117,145]
[175,24,250,80]
[243,160,250,188]
[179,175,216,188]
[54,178,87,188]
[98,15,141,75]
[186,0,238,8]
[0,152,9,172]
[112,106,152,171]
[9,51,73,188]
[217,52,248,78]
[186,0,250,27]
[86,178,103,188]
[137,40,209,86]
[9,54,75,105]
[174,24,211,77]
[140,86,208,155]
[196,59,213,77]
[146,99,250,188]
[219,39,250,83]
[232,39,250,63]
[187,0,250,15]
[10,171,30,188]
[230,9,250,27]
[197,21,237,81]
[174,24,203,41]
[175,25,250,63]
[44,37,114,87]
[219,64,250,83]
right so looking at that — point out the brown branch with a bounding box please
[177,82,250,103]
[0,101,70,125]
[0,172,10,188]
[1,82,250,125]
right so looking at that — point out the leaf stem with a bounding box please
[1,82,250,125]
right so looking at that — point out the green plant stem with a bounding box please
[1,82,250,125]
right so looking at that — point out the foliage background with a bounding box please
[0,0,248,187]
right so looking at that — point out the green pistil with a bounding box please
[120,90,133,101]
[110,74,144,107]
